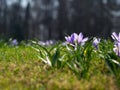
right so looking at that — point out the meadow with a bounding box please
[0,32,120,90]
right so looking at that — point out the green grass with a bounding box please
[0,41,119,90]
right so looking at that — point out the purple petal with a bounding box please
[78,33,83,43]
[12,39,18,45]
[111,32,118,41]
[80,37,88,46]
[93,38,100,49]
[71,33,78,43]
[93,38,100,45]
[118,32,120,42]
[65,36,72,43]
[81,37,88,43]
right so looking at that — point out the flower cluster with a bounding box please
[65,33,88,46]
[38,40,55,46]
[111,32,120,57]
[65,32,120,57]
[65,33,101,49]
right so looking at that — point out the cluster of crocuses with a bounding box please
[111,32,120,57]
[65,33,88,46]
[65,32,100,49]
[65,32,120,57]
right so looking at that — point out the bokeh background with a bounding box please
[0,0,120,41]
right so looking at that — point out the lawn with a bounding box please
[0,32,120,90]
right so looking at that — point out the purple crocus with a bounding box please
[93,38,101,49]
[113,43,120,57]
[65,32,88,46]
[11,39,18,46]
[111,32,120,42]
[65,33,78,44]
[78,33,88,45]
[111,32,120,57]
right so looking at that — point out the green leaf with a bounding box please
[52,48,60,67]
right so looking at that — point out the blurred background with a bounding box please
[0,0,120,41]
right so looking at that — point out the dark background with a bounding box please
[0,0,120,41]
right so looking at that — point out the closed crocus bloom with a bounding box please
[111,32,120,57]
[38,41,46,46]
[78,33,83,44]
[65,36,73,44]
[11,39,18,46]
[38,40,54,46]
[93,38,100,49]
[78,33,88,45]
[111,32,120,42]
[46,40,54,45]
[113,43,120,57]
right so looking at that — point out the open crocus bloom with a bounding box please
[65,32,88,46]
[93,38,101,49]
[111,32,120,42]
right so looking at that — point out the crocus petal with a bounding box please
[78,33,83,43]
[118,43,120,57]
[111,32,118,41]
[65,36,68,41]
[65,36,71,43]
[93,38,100,49]
[118,32,120,42]
[80,37,88,46]
[65,36,69,42]
[71,33,78,42]
[81,37,88,43]
[65,36,69,41]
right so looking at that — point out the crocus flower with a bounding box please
[113,43,120,57]
[38,40,54,46]
[111,32,120,42]
[65,33,78,44]
[78,33,88,45]
[65,32,88,46]
[93,38,101,49]
[11,39,18,46]
[45,40,54,45]
[38,41,46,46]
